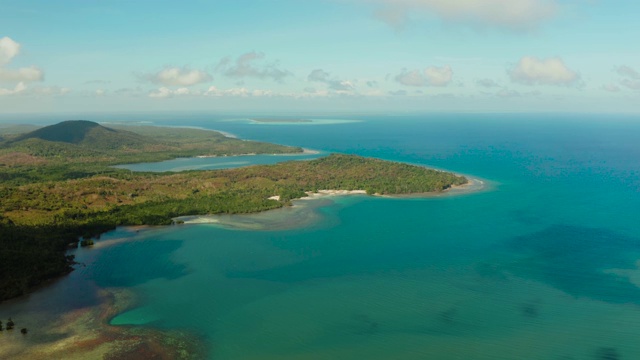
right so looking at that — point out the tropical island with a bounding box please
[0,120,467,302]
[250,118,313,123]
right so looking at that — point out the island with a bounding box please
[250,118,313,123]
[0,120,467,302]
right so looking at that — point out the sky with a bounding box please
[1,0,640,114]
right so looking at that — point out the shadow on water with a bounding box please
[88,239,189,287]
[506,224,640,305]
[595,347,621,360]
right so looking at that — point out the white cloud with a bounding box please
[395,65,452,87]
[508,56,579,86]
[217,52,290,82]
[205,86,276,97]
[0,37,20,65]
[0,37,45,83]
[31,86,71,96]
[149,87,196,98]
[0,66,44,82]
[0,82,26,96]
[369,0,559,31]
[0,83,71,97]
[395,69,427,86]
[114,87,144,97]
[425,65,453,86]
[142,67,212,87]
[308,69,330,82]
[307,69,355,92]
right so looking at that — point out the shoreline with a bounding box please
[0,175,486,358]
[174,177,486,231]
[297,177,485,200]
[194,147,319,159]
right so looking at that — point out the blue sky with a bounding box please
[1,0,640,114]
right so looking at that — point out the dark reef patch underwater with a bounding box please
[507,225,640,304]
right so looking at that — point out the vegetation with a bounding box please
[0,121,466,302]
[0,121,303,185]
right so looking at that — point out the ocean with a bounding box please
[2,113,640,359]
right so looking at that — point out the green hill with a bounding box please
[10,120,156,150]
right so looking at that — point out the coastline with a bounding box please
[297,177,485,200]
[0,173,486,359]
[174,176,486,231]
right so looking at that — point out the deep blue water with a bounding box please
[2,113,640,359]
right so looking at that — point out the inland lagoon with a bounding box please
[2,114,640,359]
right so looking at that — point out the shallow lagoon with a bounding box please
[3,114,640,359]
[114,151,324,172]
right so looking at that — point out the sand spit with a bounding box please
[297,178,485,200]
[300,190,368,199]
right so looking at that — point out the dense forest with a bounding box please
[0,122,467,301]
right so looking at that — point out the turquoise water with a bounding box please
[3,114,640,359]
[114,151,324,172]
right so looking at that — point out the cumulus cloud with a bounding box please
[395,70,427,86]
[217,52,290,82]
[0,37,44,83]
[368,0,559,31]
[0,83,71,97]
[148,87,197,98]
[0,82,26,96]
[508,56,579,86]
[308,69,330,82]
[0,66,44,82]
[0,37,20,65]
[204,86,279,97]
[114,87,144,97]
[395,65,453,87]
[141,67,212,87]
[307,69,355,91]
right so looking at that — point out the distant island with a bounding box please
[250,118,313,123]
[0,121,467,301]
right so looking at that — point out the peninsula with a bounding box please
[0,121,467,301]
